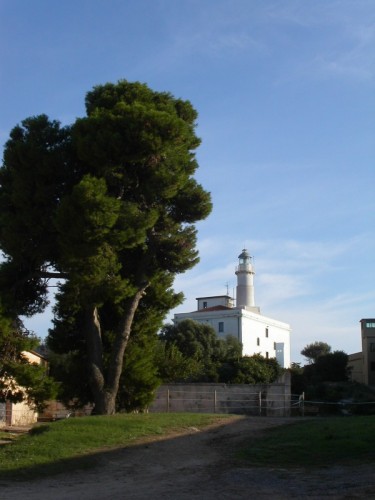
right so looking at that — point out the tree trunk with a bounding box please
[105,285,148,409]
[91,389,117,415]
[84,285,148,415]
[83,305,107,412]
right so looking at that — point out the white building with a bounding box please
[174,249,291,368]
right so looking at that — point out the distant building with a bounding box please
[174,249,291,368]
[0,350,48,427]
[348,319,375,386]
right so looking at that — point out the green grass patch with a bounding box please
[240,416,375,468]
[0,431,18,442]
[0,413,233,479]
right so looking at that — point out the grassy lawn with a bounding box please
[240,416,375,467]
[0,413,232,479]
[2,414,374,480]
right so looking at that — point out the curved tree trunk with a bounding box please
[84,285,148,415]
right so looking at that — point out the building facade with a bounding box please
[348,319,375,386]
[174,249,291,368]
[0,350,48,427]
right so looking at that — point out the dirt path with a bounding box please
[1,416,374,499]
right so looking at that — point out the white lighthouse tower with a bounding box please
[173,246,291,368]
[235,249,259,312]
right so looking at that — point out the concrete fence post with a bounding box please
[300,391,305,417]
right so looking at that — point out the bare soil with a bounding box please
[1,416,374,499]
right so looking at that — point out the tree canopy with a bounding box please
[158,319,282,384]
[290,342,349,402]
[159,319,242,382]
[303,350,349,385]
[227,355,282,384]
[0,80,212,414]
[160,319,227,362]
[301,341,331,364]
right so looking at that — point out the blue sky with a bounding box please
[1,0,374,363]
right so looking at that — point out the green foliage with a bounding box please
[300,350,349,391]
[47,351,91,409]
[221,334,243,362]
[159,320,239,382]
[0,115,74,316]
[227,354,282,384]
[159,319,281,384]
[116,331,161,413]
[289,362,305,394]
[0,301,58,408]
[156,342,204,383]
[291,344,350,406]
[301,341,331,363]
[160,320,222,361]
[0,80,212,414]
[307,350,349,383]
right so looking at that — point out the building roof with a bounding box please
[196,305,233,312]
[195,295,233,300]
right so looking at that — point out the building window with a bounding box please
[371,362,375,372]
[265,327,269,338]
[203,301,207,309]
[257,337,260,346]
[366,322,375,328]
[218,322,224,333]
[370,343,375,352]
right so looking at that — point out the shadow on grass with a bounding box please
[1,417,374,500]
[0,415,290,482]
[0,451,102,482]
[5,415,373,483]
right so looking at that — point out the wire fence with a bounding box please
[297,393,375,416]
[150,387,375,417]
[150,386,292,417]
[2,391,375,427]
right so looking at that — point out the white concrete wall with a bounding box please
[240,312,291,368]
[10,400,38,426]
[175,308,291,368]
[0,351,47,427]
[0,403,5,426]
[174,309,241,342]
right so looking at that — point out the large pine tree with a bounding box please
[0,81,212,414]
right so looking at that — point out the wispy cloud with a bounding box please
[127,1,374,85]
[204,32,267,57]
[304,39,375,82]
[270,2,375,82]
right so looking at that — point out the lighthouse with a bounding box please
[235,249,258,310]
[173,246,290,368]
